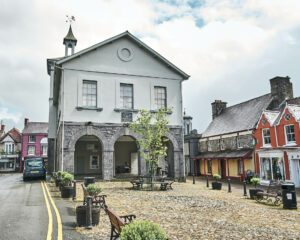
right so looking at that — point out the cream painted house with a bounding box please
[47,27,189,180]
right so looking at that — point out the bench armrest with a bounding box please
[120,214,136,223]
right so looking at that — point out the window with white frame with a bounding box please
[154,86,166,109]
[260,157,285,181]
[285,124,296,144]
[27,146,35,155]
[207,141,212,151]
[262,128,271,146]
[4,143,14,153]
[82,80,97,107]
[42,146,48,156]
[28,135,36,143]
[220,139,225,150]
[120,83,133,109]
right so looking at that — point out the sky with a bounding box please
[1,0,300,134]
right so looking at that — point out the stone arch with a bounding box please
[67,126,107,152]
[163,131,180,151]
[108,127,142,151]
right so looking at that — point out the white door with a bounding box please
[131,153,138,175]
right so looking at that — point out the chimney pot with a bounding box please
[1,125,4,131]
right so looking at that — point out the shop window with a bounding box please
[260,157,285,181]
[207,160,212,173]
[28,146,35,155]
[237,160,243,174]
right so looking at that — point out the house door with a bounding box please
[220,159,227,179]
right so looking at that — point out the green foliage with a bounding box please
[120,220,167,240]
[130,108,171,179]
[61,173,74,186]
[86,184,102,196]
[250,177,260,188]
[213,174,221,181]
[57,171,63,178]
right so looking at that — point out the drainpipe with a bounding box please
[61,69,65,171]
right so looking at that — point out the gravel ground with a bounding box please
[72,181,300,240]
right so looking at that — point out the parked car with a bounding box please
[23,158,46,181]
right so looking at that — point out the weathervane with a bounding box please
[66,15,75,24]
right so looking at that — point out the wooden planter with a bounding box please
[60,186,74,198]
[249,189,263,199]
[212,182,222,190]
[76,205,100,226]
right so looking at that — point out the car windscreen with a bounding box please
[26,160,43,167]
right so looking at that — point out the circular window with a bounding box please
[262,119,266,125]
[117,47,134,62]
[285,113,291,121]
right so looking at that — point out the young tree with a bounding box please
[130,108,171,185]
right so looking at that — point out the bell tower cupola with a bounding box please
[63,25,77,56]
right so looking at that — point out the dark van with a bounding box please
[23,158,46,181]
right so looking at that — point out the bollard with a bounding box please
[206,175,209,188]
[228,178,232,193]
[193,173,195,184]
[73,180,77,201]
[243,181,247,197]
[86,196,92,229]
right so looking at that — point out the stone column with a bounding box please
[139,151,148,176]
[174,150,185,181]
[103,150,114,180]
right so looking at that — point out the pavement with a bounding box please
[0,173,87,240]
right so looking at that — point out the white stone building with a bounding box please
[47,27,189,180]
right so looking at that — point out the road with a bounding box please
[0,174,86,240]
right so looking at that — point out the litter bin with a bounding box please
[84,177,95,187]
[281,183,297,210]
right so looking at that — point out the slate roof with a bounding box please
[23,122,48,135]
[288,104,300,122]
[202,94,272,138]
[287,97,300,105]
[263,110,280,126]
[0,128,21,143]
[194,149,253,159]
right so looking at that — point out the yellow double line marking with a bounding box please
[41,180,63,240]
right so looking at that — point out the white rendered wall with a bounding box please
[57,37,184,126]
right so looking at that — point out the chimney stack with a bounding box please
[270,76,293,109]
[211,100,227,119]
[1,124,4,132]
[24,118,29,127]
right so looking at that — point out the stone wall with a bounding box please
[199,134,253,153]
[53,122,184,180]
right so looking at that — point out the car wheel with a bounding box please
[23,177,27,181]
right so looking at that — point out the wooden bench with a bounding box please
[81,184,107,209]
[105,206,136,240]
[130,177,144,190]
[255,181,282,206]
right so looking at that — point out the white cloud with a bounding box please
[0,108,21,124]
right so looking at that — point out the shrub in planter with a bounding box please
[249,177,263,199]
[60,173,74,198]
[120,220,167,240]
[212,174,222,190]
[87,184,102,196]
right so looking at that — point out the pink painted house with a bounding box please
[21,119,48,170]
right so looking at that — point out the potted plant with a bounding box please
[60,173,74,198]
[211,174,222,190]
[76,184,103,226]
[249,177,263,199]
[120,220,167,240]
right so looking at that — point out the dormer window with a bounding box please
[237,136,242,148]
[285,124,295,144]
[219,139,225,150]
[262,128,271,146]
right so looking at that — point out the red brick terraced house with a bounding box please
[255,98,300,187]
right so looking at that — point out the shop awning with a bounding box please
[193,149,253,160]
[0,159,14,163]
